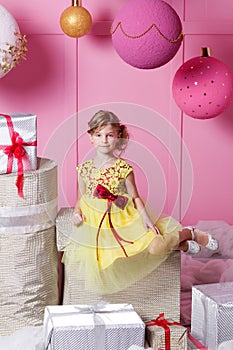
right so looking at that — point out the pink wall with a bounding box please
[1,0,233,225]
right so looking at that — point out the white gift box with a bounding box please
[44,303,145,350]
[0,113,37,174]
[191,282,233,350]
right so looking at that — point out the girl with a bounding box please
[62,110,218,293]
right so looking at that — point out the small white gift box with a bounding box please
[0,113,37,197]
[44,303,145,350]
[191,282,233,350]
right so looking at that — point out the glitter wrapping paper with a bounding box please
[146,323,187,350]
[191,282,233,350]
[44,303,145,350]
[0,158,57,231]
[0,113,37,174]
[0,158,58,336]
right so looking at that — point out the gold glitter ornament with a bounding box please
[60,0,92,38]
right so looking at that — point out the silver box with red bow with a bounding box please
[0,113,37,196]
[0,113,37,173]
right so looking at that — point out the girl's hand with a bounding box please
[143,215,160,235]
[72,211,85,225]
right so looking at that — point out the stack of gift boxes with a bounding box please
[0,113,59,336]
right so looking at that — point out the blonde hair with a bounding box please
[88,110,129,152]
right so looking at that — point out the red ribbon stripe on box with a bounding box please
[93,184,133,261]
[0,114,37,198]
[146,313,182,350]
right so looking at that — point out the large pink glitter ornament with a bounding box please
[172,48,233,119]
[111,0,183,69]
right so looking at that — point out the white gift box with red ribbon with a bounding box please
[0,113,37,197]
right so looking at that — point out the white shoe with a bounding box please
[185,226,218,251]
[185,240,201,254]
[205,233,219,251]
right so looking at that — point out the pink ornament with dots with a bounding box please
[172,50,233,119]
[111,0,183,69]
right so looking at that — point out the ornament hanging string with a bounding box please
[111,22,183,43]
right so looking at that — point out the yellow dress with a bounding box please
[62,158,181,294]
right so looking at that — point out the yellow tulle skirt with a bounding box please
[62,194,182,293]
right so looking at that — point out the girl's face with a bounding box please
[90,124,120,155]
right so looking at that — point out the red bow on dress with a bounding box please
[146,313,182,350]
[0,114,37,198]
[93,184,133,261]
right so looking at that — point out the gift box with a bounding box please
[191,282,233,350]
[0,158,57,232]
[44,303,145,350]
[145,313,187,350]
[0,113,37,197]
[56,208,181,323]
[0,227,59,336]
[0,158,58,336]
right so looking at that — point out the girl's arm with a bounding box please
[125,172,160,234]
[73,174,86,225]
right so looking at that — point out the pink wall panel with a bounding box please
[1,0,233,225]
[173,0,233,225]
[181,35,233,224]
[184,0,233,21]
[2,0,70,28]
[0,1,77,208]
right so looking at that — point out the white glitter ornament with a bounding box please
[0,5,27,78]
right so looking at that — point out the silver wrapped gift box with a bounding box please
[0,113,37,173]
[0,158,57,232]
[44,303,145,350]
[191,282,233,350]
[0,113,37,197]
[0,158,58,336]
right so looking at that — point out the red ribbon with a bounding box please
[0,114,37,198]
[93,184,134,261]
[146,313,182,350]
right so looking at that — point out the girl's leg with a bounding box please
[178,226,218,252]
[148,227,218,255]
[179,227,209,246]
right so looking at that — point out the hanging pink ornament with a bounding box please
[172,48,233,119]
[111,0,183,69]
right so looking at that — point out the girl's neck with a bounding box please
[93,154,118,169]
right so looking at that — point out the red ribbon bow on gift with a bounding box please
[0,114,37,198]
[93,184,133,261]
[146,313,182,350]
